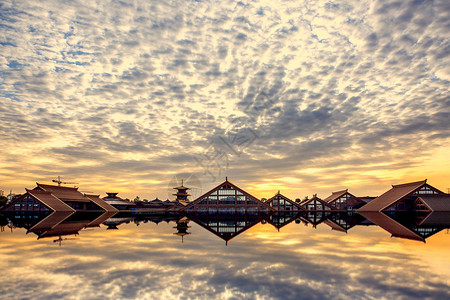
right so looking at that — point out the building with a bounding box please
[323,189,366,211]
[265,191,305,212]
[182,178,274,216]
[300,195,334,211]
[2,183,117,213]
[413,194,450,213]
[102,193,136,210]
[2,189,75,213]
[358,180,446,212]
[173,180,191,204]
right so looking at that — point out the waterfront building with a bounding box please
[266,191,304,212]
[2,183,118,213]
[102,193,136,210]
[173,180,191,204]
[358,180,446,212]
[300,195,334,211]
[413,194,450,212]
[323,189,366,211]
[182,178,274,215]
[34,183,117,212]
[2,189,75,213]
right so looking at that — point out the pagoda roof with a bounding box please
[173,186,189,190]
[358,180,428,212]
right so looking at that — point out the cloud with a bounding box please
[0,0,449,199]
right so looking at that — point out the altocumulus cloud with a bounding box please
[0,0,449,199]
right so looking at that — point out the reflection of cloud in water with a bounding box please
[0,222,449,299]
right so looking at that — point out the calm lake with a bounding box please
[1,211,449,300]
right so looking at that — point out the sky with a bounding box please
[1,0,449,200]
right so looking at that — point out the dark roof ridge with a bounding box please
[37,182,79,190]
[392,179,427,188]
[332,189,348,194]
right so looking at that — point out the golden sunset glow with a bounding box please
[0,0,449,203]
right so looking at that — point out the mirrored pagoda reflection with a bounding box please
[173,217,191,243]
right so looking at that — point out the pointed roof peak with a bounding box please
[392,179,427,188]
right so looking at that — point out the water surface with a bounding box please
[0,212,449,300]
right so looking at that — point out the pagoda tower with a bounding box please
[173,179,190,203]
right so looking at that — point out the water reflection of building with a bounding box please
[4,210,116,245]
[173,217,191,243]
[187,212,269,245]
[359,211,450,242]
[358,180,448,212]
[300,211,333,228]
[323,189,366,211]
[323,212,367,233]
[267,211,303,231]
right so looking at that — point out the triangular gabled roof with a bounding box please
[323,190,348,203]
[266,191,305,211]
[358,180,429,212]
[300,195,334,210]
[183,178,274,211]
